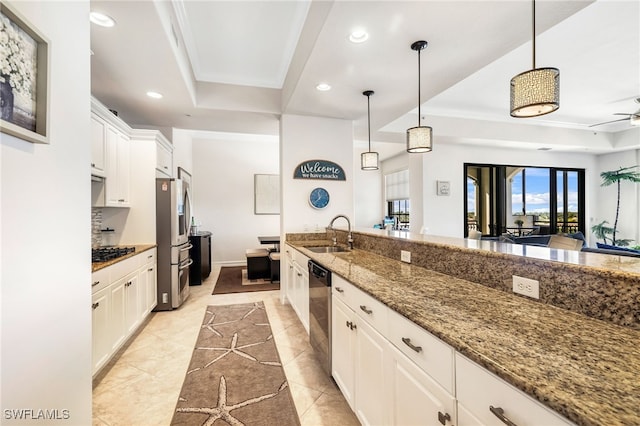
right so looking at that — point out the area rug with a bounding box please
[212,266,279,295]
[171,302,300,426]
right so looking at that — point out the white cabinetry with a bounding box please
[156,140,172,177]
[332,275,389,426]
[91,114,106,177]
[456,354,574,426]
[91,248,157,376]
[285,246,309,333]
[105,126,130,207]
[91,97,132,208]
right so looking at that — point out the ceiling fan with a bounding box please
[589,98,640,128]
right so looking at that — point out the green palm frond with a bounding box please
[599,166,640,187]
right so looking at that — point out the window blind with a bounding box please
[385,169,409,201]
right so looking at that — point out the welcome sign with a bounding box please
[293,159,346,181]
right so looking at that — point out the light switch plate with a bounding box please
[401,250,411,263]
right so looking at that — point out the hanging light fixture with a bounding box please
[361,90,379,170]
[510,0,559,117]
[406,40,432,153]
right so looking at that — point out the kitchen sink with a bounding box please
[306,245,349,253]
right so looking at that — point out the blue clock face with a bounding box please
[309,187,330,209]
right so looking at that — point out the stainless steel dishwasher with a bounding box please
[308,260,332,376]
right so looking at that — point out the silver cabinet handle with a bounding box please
[148,268,154,272]
[489,406,518,426]
[92,302,99,310]
[360,305,372,315]
[438,411,451,425]
[297,272,302,277]
[346,321,356,330]
[92,281,100,287]
[335,287,344,293]
[118,199,125,202]
[401,337,422,353]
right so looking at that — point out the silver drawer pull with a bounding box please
[297,272,302,277]
[438,411,451,425]
[489,406,518,426]
[92,302,99,310]
[148,268,154,272]
[335,287,344,293]
[401,337,422,353]
[92,281,100,286]
[360,305,372,315]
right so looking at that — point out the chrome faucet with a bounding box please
[328,214,353,250]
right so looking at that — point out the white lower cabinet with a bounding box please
[388,343,456,426]
[332,296,388,426]
[91,248,157,376]
[456,354,574,426]
[91,287,111,373]
[284,246,309,333]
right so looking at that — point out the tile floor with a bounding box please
[92,266,359,426]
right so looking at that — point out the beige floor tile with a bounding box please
[300,392,360,426]
[92,266,358,425]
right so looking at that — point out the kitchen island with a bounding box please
[286,230,640,426]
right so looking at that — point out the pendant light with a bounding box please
[361,90,379,170]
[510,0,559,117]
[406,40,432,153]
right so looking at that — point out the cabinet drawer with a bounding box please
[293,249,309,269]
[345,279,388,336]
[141,248,156,265]
[332,274,357,308]
[456,354,574,426]
[388,308,454,393]
[92,268,110,293]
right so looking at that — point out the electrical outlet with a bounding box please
[401,250,411,263]
[512,275,539,299]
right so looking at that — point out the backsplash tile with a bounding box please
[92,208,102,248]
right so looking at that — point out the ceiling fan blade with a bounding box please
[612,113,633,116]
[589,118,629,127]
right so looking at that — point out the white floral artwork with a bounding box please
[0,8,37,130]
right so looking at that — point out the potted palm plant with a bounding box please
[591,165,640,246]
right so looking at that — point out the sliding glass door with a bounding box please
[464,164,585,238]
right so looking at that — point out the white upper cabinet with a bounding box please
[90,114,106,177]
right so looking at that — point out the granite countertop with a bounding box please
[287,241,640,426]
[91,244,157,272]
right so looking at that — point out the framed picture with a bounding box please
[0,1,50,144]
[254,174,280,215]
[437,180,451,196]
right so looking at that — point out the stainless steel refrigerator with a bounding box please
[155,178,192,310]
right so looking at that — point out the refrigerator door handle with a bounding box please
[179,258,194,270]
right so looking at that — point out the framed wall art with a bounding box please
[0,1,50,144]
[254,174,280,215]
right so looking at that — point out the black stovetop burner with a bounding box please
[92,246,136,263]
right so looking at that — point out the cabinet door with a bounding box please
[92,287,110,374]
[389,344,456,426]
[110,277,126,350]
[105,126,119,205]
[91,115,106,176]
[124,273,139,335]
[332,297,356,409]
[355,318,389,426]
[116,132,130,205]
[156,142,172,176]
[145,262,157,314]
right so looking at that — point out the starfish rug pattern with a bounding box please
[171,302,299,426]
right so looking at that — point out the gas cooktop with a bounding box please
[92,247,135,263]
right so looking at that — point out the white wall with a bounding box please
[352,147,383,228]
[594,149,640,245]
[172,128,193,181]
[280,115,354,234]
[191,132,280,265]
[419,144,599,240]
[1,1,91,423]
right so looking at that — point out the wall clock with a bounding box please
[309,187,330,209]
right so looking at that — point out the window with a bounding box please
[387,199,410,230]
[385,169,410,230]
[509,167,550,216]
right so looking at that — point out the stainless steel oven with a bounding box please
[171,241,193,308]
[308,260,332,376]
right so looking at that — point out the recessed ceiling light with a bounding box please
[349,29,369,43]
[316,83,331,91]
[146,91,163,99]
[90,12,115,28]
